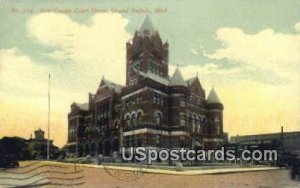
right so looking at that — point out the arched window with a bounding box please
[154,111,162,125]
[197,124,201,133]
[188,114,192,125]
[156,113,161,124]
[131,113,137,126]
[114,120,119,129]
[125,115,130,127]
[193,114,197,127]
[137,112,142,125]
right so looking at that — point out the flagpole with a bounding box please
[47,74,51,160]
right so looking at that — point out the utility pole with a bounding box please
[47,74,51,160]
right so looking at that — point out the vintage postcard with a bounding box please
[0,0,299,187]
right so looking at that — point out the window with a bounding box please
[126,115,130,127]
[179,112,186,126]
[149,61,161,76]
[153,93,163,105]
[114,120,119,129]
[153,94,158,103]
[137,112,142,125]
[197,124,201,133]
[188,115,192,126]
[131,114,137,126]
[155,135,160,145]
[180,99,186,107]
[137,96,142,104]
[154,111,162,125]
[180,119,186,126]
[216,126,221,135]
[188,115,195,132]
[215,116,220,123]
[125,95,142,107]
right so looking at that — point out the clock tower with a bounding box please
[125,16,169,86]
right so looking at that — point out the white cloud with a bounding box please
[0,48,47,96]
[27,12,131,86]
[0,12,131,147]
[190,48,199,56]
[200,23,300,136]
[295,22,300,32]
[205,25,300,83]
[170,64,236,76]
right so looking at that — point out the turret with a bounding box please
[169,66,189,127]
[206,86,223,138]
[207,86,223,110]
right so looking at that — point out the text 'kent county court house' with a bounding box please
[65,16,227,158]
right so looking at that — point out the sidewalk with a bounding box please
[42,161,281,175]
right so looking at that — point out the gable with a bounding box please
[188,77,204,96]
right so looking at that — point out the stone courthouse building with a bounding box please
[65,16,227,157]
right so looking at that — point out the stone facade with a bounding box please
[65,16,227,158]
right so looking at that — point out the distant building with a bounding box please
[230,131,300,154]
[28,128,58,159]
[65,16,227,158]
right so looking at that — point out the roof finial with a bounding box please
[177,64,179,68]
[140,15,155,35]
[169,66,186,86]
[207,85,221,103]
[196,72,198,77]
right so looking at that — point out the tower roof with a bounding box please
[169,67,186,86]
[140,16,156,36]
[207,86,221,103]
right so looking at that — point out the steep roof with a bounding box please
[132,67,169,85]
[139,15,156,36]
[169,67,186,86]
[207,87,221,103]
[74,102,88,111]
[100,76,123,93]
